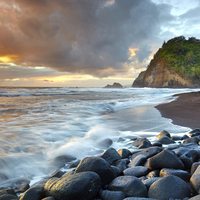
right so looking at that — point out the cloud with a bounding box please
[0,0,185,78]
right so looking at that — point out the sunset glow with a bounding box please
[0,0,199,87]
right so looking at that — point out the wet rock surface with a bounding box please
[3,129,200,200]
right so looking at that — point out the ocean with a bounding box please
[0,87,198,188]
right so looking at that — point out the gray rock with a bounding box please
[131,147,163,160]
[44,172,101,200]
[108,176,147,197]
[143,177,161,189]
[148,175,190,200]
[183,137,200,144]
[190,165,200,193]
[0,189,16,197]
[75,156,116,186]
[171,135,183,141]
[69,160,80,168]
[189,194,200,200]
[111,166,121,177]
[15,183,30,194]
[129,154,147,167]
[123,166,149,177]
[137,140,152,149]
[146,170,160,179]
[0,194,18,200]
[148,150,184,170]
[19,186,44,200]
[157,136,175,144]
[99,190,126,200]
[132,138,151,147]
[117,149,131,159]
[99,148,121,165]
[189,128,200,137]
[156,130,171,139]
[114,159,128,174]
[152,142,162,147]
[191,162,200,175]
[160,168,191,182]
[173,147,198,169]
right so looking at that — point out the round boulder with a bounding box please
[108,176,147,197]
[99,190,126,200]
[160,168,191,182]
[75,156,116,186]
[148,150,184,170]
[156,130,171,139]
[44,172,101,200]
[99,148,121,165]
[148,175,190,200]
[117,149,131,159]
[123,166,149,177]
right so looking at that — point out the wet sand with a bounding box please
[156,91,200,129]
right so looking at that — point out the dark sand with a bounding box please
[156,91,200,129]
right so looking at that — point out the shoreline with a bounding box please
[156,91,200,129]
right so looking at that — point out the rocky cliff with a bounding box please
[132,36,200,88]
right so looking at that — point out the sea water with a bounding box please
[0,87,198,188]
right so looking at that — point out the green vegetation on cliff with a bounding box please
[146,36,200,84]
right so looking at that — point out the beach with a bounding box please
[156,91,200,129]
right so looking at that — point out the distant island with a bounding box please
[133,36,200,88]
[104,82,123,88]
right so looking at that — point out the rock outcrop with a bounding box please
[132,36,200,88]
[104,82,123,88]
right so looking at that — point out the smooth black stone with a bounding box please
[114,159,128,174]
[117,149,131,159]
[0,194,18,200]
[108,176,147,197]
[160,168,191,182]
[189,128,200,137]
[171,135,183,141]
[69,160,80,168]
[123,166,149,177]
[152,142,162,147]
[99,148,121,165]
[19,186,44,200]
[173,147,198,169]
[157,136,175,144]
[131,147,163,160]
[129,154,147,167]
[148,150,185,170]
[75,156,116,186]
[44,172,101,200]
[156,130,171,139]
[99,190,126,200]
[0,189,16,196]
[15,183,30,194]
[137,140,152,149]
[190,165,200,194]
[191,162,200,175]
[146,170,160,179]
[132,138,151,147]
[183,137,200,144]
[143,177,161,189]
[148,175,190,200]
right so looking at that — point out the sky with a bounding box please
[0,0,200,87]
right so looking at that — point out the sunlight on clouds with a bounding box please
[37,74,99,83]
[0,55,20,63]
[129,48,138,59]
